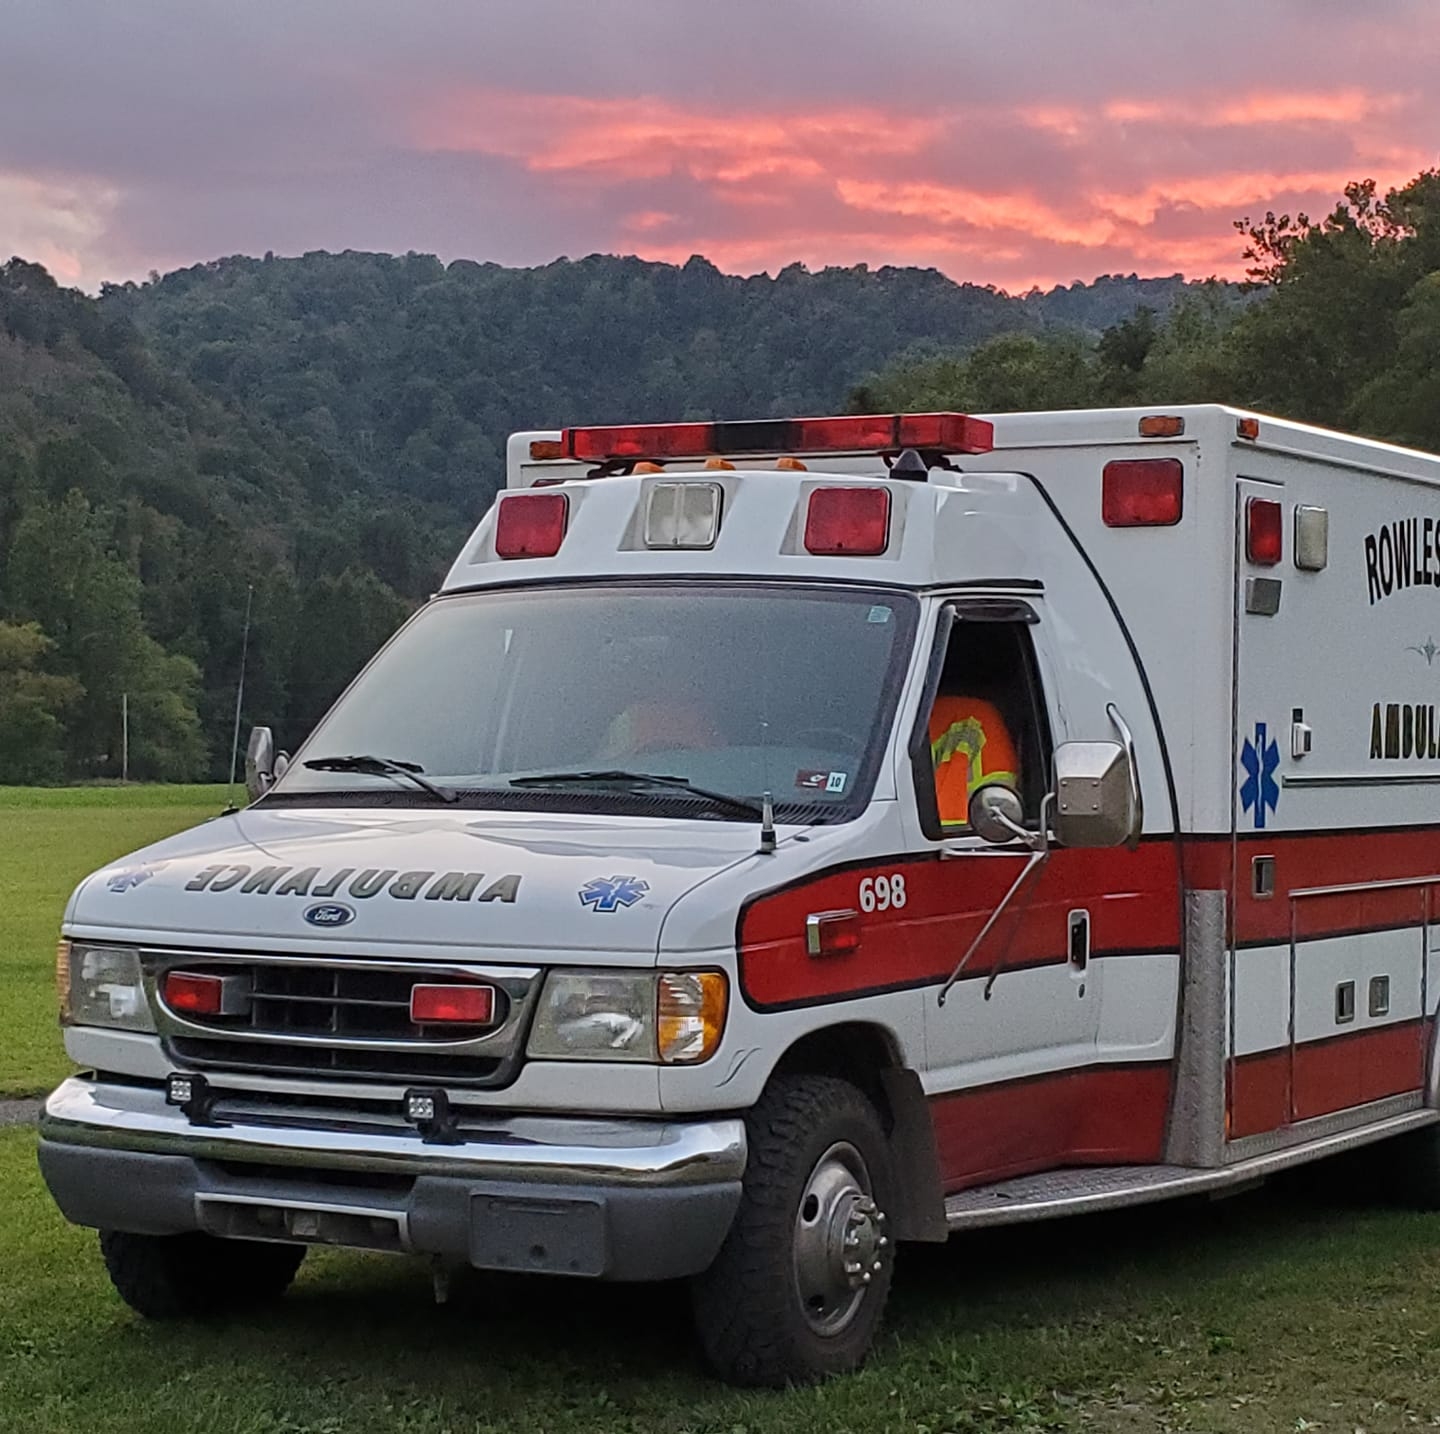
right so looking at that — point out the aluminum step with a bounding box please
[944,1107,1440,1230]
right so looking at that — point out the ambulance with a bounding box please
[37,404,1440,1386]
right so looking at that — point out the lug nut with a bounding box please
[878,1236,889,1248]
[861,1271,872,1284]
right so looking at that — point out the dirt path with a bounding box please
[0,1098,41,1128]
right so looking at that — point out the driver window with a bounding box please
[921,616,1051,835]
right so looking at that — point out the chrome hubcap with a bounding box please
[792,1140,889,1336]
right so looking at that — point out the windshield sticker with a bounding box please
[182,865,522,904]
[106,861,168,893]
[866,605,892,624]
[579,875,650,912]
[796,769,849,793]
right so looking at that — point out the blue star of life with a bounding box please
[1239,721,1280,829]
[579,875,651,912]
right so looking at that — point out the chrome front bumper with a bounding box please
[38,1077,747,1280]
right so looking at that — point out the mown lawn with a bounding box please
[8,787,1440,1431]
[5,1120,1440,1433]
[0,784,231,1096]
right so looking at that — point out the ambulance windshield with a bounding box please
[273,582,917,822]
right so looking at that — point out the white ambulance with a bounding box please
[38,405,1440,1386]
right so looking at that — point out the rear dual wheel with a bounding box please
[691,1074,895,1387]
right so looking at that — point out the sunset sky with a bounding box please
[4,0,1438,294]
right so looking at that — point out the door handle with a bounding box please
[1068,909,1090,971]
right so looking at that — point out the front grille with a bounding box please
[179,962,508,1042]
[149,953,540,1089]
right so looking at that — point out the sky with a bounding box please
[3,0,1438,295]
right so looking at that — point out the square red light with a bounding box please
[495,492,568,559]
[1102,459,1184,527]
[1246,497,1283,565]
[804,486,891,555]
[410,983,496,1025]
[163,971,226,1016]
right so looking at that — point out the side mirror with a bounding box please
[968,783,1028,845]
[245,725,277,803]
[1052,740,1137,848]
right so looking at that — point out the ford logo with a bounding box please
[303,902,355,928]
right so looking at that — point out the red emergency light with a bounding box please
[1246,497,1283,565]
[549,412,994,465]
[495,491,568,558]
[410,983,496,1026]
[162,971,242,1017]
[804,486,891,555]
[1102,458,1183,527]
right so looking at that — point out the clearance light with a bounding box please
[1139,415,1185,438]
[806,909,861,957]
[1247,497,1283,565]
[557,412,994,463]
[804,487,891,555]
[1237,417,1260,441]
[528,439,566,461]
[1102,458,1183,527]
[410,984,496,1025]
[495,491,568,558]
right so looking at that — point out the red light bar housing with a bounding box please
[804,486,891,555]
[495,491,568,558]
[1102,458,1184,527]
[558,412,993,464]
[410,983,496,1025]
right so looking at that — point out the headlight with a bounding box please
[527,970,727,1065]
[61,942,155,1032]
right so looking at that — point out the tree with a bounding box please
[0,621,82,783]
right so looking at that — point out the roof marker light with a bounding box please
[1237,417,1260,441]
[776,456,808,471]
[528,439,566,461]
[1247,497,1283,565]
[1102,458,1183,527]
[1139,415,1185,438]
[804,486,891,556]
[495,491,568,559]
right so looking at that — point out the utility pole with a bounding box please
[228,584,255,792]
[121,692,129,783]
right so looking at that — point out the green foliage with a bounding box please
[0,622,81,784]
[860,168,1440,449]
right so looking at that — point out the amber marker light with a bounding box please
[657,971,728,1064]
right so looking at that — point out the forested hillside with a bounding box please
[3,170,1437,784]
[103,255,1203,513]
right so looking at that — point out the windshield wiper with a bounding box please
[302,754,458,803]
[510,769,763,822]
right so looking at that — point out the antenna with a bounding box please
[226,583,255,807]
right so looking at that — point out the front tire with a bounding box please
[690,1074,896,1387]
[99,1230,306,1319]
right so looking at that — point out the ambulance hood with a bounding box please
[68,805,768,959]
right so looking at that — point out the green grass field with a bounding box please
[6,787,1440,1431]
[0,784,232,1096]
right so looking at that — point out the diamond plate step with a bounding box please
[944,1106,1440,1229]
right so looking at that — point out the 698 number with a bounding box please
[858,873,907,912]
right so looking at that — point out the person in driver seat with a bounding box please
[928,693,1020,828]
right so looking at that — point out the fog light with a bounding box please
[403,1086,460,1144]
[166,1073,195,1106]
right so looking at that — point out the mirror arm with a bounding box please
[1105,702,1143,849]
[937,794,1053,1007]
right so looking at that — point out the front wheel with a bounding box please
[99,1230,306,1319]
[690,1074,896,1387]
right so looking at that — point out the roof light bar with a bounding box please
[556,412,993,464]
